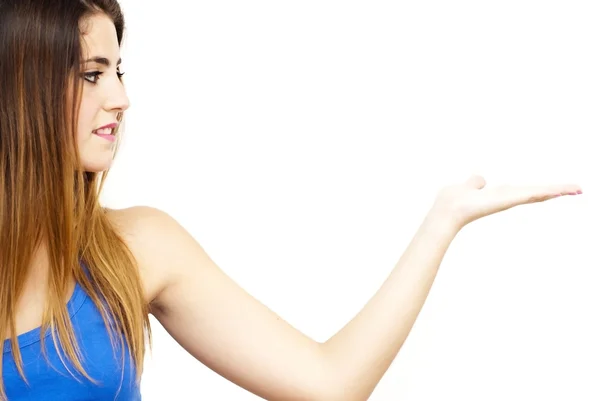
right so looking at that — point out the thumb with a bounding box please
[465,174,486,189]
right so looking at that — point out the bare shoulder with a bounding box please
[105,205,174,238]
[104,206,190,304]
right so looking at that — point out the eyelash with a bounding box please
[83,70,125,84]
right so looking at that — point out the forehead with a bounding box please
[80,14,120,60]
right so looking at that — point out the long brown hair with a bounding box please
[0,0,150,398]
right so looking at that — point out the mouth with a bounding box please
[92,127,115,136]
[92,124,118,142]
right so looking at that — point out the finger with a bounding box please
[507,184,583,205]
[547,184,583,198]
[465,175,486,189]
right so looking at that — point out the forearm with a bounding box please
[320,211,459,400]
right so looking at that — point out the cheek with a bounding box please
[77,98,97,141]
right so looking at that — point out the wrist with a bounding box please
[422,207,464,237]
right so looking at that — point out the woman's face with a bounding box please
[77,13,129,172]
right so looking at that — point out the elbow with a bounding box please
[283,345,371,401]
[305,366,370,401]
[309,387,369,401]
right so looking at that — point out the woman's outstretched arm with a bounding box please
[115,176,580,401]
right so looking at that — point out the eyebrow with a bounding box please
[83,57,122,66]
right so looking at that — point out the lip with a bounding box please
[94,133,117,142]
[93,122,118,131]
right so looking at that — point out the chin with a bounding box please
[77,143,117,172]
[81,157,114,173]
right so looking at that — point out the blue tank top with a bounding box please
[2,281,141,400]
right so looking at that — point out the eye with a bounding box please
[82,70,125,84]
[83,71,102,84]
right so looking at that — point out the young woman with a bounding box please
[0,1,582,400]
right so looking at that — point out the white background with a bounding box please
[101,1,599,399]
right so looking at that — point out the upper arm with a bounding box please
[118,206,339,401]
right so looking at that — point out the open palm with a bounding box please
[433,175,582,228]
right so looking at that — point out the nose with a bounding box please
[103,78,130,113]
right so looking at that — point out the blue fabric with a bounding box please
[2,282,141,400]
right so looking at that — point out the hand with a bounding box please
[430,175,582,230]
